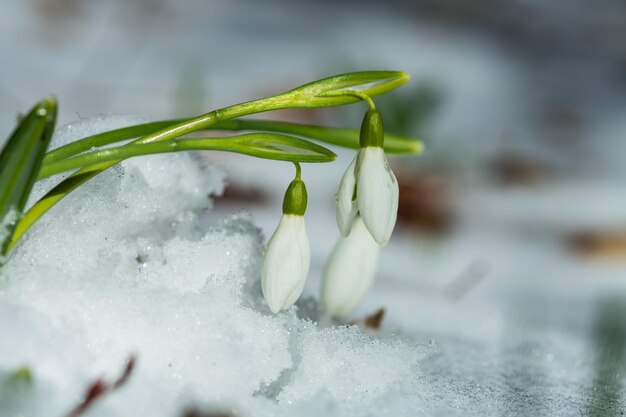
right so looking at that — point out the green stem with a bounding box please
[11,98,279,251]
[11,71,415,253]
[293,162,302,179]
[329,90,376,110]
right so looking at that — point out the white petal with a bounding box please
[321,217,380,317]
[355,147,399,245]
[335,154,359,237]
[261,215,310,313]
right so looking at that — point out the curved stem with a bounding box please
[293,162,302,179]
[332,90,377,110]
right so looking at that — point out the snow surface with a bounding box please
[0,116,428,417]
[2,1,626,415]
[1,115,625,416]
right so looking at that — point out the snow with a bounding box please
[1,1,626,413]
[0,116,428,417]
[2,114,624,416]
[0,209,19,264]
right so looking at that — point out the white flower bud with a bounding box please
[355,147,398,245]
[262,214,310,314]
[322,216,380,317]
[335,154,358,237]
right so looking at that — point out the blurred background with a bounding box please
[2,0,626,414]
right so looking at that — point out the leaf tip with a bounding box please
[39,95,57,109]
[410,140,424,155]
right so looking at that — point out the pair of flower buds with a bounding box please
[261,108,398,316]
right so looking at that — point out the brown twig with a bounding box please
[64,355,136,417]
[568,230,626,259]
[364,308,386,330]
[349,308,386,330]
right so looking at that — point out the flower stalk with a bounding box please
[10,71,413,253]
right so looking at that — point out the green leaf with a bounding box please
[213,119,422,154]
[43,118,422,165]
[0,97,57,257]
[15,71,412,251]
[41,72,411,163]
[39,133,336,180]
[213,133,337,162]
[44,120,176,163]
[10,132,332,251]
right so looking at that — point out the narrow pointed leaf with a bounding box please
[39,133,336,180]
[218,133,337,162]
[12,132,332,250]
[17,71,411,248]
[0,97,57,257]
[213,119,423,154]
[41,72,412,164]
[44,120,177,163]
[44,118,421,164]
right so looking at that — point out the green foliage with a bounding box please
[39,133,337,179]
[0,98,56,258]
[3,71,421,256]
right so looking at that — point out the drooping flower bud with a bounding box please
[335,154,358,237]
[355,146,398,245]
[262,168,310,314]
[334,108,399,244]
[322,216,380,317]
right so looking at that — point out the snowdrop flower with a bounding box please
[335,108,398,245]
[322,216,380,317]
[335,155,358,237]
[262,168,310,314]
